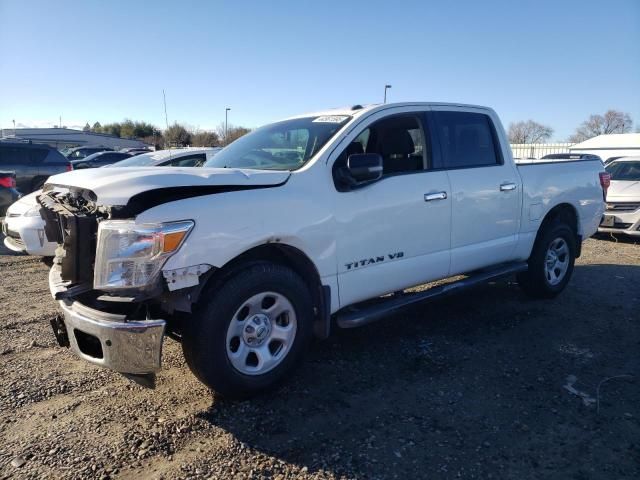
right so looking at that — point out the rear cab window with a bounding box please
[433,111,503,169]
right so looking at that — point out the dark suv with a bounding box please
[0,142,71,193]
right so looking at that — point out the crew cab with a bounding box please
[37,103,607,398]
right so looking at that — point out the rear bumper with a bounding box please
[49,268,166,374]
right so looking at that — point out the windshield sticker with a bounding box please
[312,115,349,123]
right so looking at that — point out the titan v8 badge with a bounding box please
[344,252,404,270]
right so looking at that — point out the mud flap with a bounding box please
[50,314,70,348]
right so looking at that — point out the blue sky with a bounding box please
[0,0,638,140]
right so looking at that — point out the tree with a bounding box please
[91,121,101,132]
[133,121,157,139]
[119,119,136,138]
[82,122,91,132]
[164,123,192,146]
[508,120,553,144]
[216,122,251,145]
[569,110,632,143]
[192,130,220,147]
[226,126,251,145]
[100,123,122,137]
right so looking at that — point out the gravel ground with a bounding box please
[0,234,638,479]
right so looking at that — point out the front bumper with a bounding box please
[49,268,166,374]
[598,208,640,237]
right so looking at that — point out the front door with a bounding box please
[331,110,452,308]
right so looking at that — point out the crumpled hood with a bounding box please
[607,180,640,199]
[44,167,290,206]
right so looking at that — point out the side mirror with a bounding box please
[347,153,383,183]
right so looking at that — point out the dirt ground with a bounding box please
[0,234,638,479]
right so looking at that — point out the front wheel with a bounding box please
[182,263,313,399]
[517,221,577,298]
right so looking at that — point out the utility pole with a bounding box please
[225,107,231,145]
[13,119,16,136]
[383,85,392,104]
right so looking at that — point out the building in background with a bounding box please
[0,128,149,150]
[569,134,640,163]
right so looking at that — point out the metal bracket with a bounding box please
[162,264,212,291]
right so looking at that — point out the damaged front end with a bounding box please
[37,186,200,380]
[39,186,106,291]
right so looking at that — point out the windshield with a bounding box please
[203,116,350,170]
[606,161,640,181]
[110,151,167,167]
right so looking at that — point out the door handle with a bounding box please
[424,192,447,202]
[500,183,517,191]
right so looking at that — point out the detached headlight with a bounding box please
[94,220,194,290]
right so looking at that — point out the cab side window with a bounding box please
[333,114,428,185]
[434,111,502,168]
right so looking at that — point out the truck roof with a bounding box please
[284,102,494,121]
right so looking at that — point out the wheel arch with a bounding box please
[201,243,331,339]
[536,203,581,257]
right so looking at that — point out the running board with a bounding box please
[336,262,528,329]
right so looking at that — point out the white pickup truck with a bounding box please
[38,103,608,398]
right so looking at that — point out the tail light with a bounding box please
[0,176,16,188]
[599,172,611,200]
[66,163,73,171]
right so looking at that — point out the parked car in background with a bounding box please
[109,147,222,167]
[541,153,603,163]
[2,147,220,256]
[64,146,113,161]
[37,102,607,398]
[2,190,54,255]
[120,147,153,156]
[70,151,132,169]
[0,171,20,217]
[598,156,640,237]
[0,142,71,193]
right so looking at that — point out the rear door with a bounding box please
[431,107,521,274]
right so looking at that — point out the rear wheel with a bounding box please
[182,262,313,399]
[517,221,576,298]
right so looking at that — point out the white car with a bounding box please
[3,190,55,256]
[598,156,640,237]
[2,147,222,256]
[39,102,606,398]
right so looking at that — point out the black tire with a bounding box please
[182,262,313,399]
[517,220,577,299]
